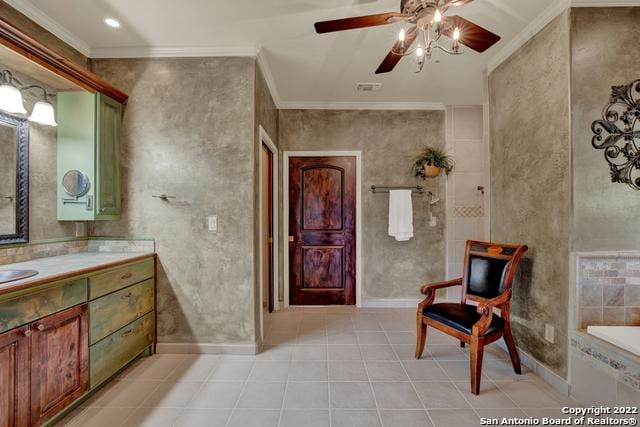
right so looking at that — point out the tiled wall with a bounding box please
[445,105,488,301]
[577,254,640,328]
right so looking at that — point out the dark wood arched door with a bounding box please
[289,156,356,305]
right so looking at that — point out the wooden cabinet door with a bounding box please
[0,325,30,427]
[95,93,122,219]
[289,157,357,305]
[30,305,88,426]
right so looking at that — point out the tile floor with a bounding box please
[60,307,581,426]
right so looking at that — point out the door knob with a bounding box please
[288,236,294,242]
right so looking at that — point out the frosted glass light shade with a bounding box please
[0,84,27,114]
[29,100,57,126]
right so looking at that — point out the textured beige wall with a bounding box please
[489,12,572,378]
[0,1,88,69]
[90,57,258,345]
[571,7,640,252]
[253,63,278,340]
[279,110,446,301]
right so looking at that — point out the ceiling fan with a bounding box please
[314,0,500,74]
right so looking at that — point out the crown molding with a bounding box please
[3,0,91,56]
[91,45,260,59]
[487,0,570,73]
[278,101,446,111]
[488,0,640,73]
[256,49,282,108]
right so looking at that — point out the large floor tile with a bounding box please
[280,409,330,427]
[427,409,480,427]
[121,407,183,426]
[365,361,409,381]
[248,360,290,381]
[175,409,231,427]
[356,331,390,345]
[413,381,470,409]
[380,410,433,427]
[207,359,254,381]
[329,361,368,381]
[61,407,135,427]
[402,361,449,381]
[331,409,382,427]
[328,331,358,345]
[328,345,362,360]
[438,361,487,381]
[119,356,184,381]
[496,380,563,408]
[256,345,294,361]
[291,345,328,361]
[140,381,203,408]
[330,382,377,408]
[284,382,330,409]
[188,381,244,409]
[289,361,328,381]
[88,379,162,408]
[371,382,423,409]
[226,409,280,427]
[360,345,398,361]
[454,380,519,409]
[237,381,286,409]
[385,331,415,345]
[166,356,219,382]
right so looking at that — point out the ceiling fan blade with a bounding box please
[315,12,406,34]
[442,15,500,53]
[442,0,474,7]
[375,26,417,74]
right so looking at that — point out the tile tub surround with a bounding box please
[576,253,640,328]
[570,331,640,405]
[59,307,580,427]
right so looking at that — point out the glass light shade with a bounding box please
[453,28,461,40]
[398,28,406,42]
[416,46,424,57]
[0,84,27,114]
[434,10,442,23]
[29,100,57,126]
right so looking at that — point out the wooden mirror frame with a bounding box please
[0,110,29,245]
[0,16,128,103]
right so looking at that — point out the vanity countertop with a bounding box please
[0,251,155,296]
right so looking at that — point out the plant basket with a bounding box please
[423,164,442,178]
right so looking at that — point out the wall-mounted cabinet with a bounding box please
[57,92,122,221]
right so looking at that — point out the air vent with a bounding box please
[356,83,382,92]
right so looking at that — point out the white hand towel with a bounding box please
[388,189,414,242]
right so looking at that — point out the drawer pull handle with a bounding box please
[121,272,133,280]
[24,330,32,337]
[121,291,133,299]
[121,329,134,337]
[37,324,45,331]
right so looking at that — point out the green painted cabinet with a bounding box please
[57,92,122,221]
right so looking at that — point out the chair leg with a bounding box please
[469,337,484,395]
[415,316,427,359]
[503,326,522,375]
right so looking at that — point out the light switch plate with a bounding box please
[207,215,218,232]
[544,324,555,343]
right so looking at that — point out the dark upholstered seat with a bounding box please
[423,303,504,336]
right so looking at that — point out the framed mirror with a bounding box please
[0,110,29,245]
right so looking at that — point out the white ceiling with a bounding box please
[4,0,605,107]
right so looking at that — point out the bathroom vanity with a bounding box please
[0,252,156,426]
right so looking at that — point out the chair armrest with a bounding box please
[419,278,462,296]
[471,290,512,336]
[417,278,463,312]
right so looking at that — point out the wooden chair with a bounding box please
[415,240,528,395]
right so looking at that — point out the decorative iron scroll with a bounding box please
[591,79,640,190]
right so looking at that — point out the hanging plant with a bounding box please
[413,146,454,178]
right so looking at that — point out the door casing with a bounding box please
[283,151,362,308]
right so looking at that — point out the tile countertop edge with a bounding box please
[0,252,156,297]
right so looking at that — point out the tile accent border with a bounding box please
[453,206,485,218]
[571,331,640,392]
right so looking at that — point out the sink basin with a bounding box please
[0,270,39,284]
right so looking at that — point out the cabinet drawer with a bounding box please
[89,259,153,300]
[90,312,154,388]
[89,279,154,345]
[0,279,87,333]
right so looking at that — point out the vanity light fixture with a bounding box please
[0,70,27,114]
[104,17,121,28]
[0,70,57,126]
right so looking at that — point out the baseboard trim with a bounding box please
[156,342,258,356]
[494,340,570,396]
[362,298,423,308]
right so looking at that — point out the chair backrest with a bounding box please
[461,240,528,304]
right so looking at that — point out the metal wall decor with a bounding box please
[591,79,640,190]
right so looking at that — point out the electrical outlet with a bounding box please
[75,222,87,237]
[544,324,555,343]
[207,215,218,232]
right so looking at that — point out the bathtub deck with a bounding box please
[587,326,640,357]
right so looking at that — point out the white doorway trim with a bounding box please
[283,150,363,308]
[258,126,278,341]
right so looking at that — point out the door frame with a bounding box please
[258,126,278,340]
[283,150,363,308]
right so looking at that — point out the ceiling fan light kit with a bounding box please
[314,0,500,75]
